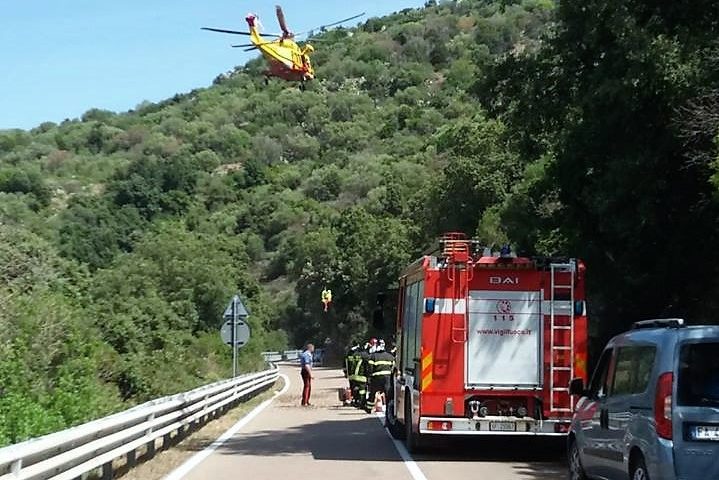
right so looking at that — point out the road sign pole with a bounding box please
[221,294,250,378]
[232,297,237,377]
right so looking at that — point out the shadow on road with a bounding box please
[416,436,567,479]
[513,464,567,479]
[415,435,566,462]
[210,414,400,461]
[193,407,566,469]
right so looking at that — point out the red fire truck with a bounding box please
[385,233,588,451]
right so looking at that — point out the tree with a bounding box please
[0,168,51,207]
[59,197,144,269]
[482,0,719,337]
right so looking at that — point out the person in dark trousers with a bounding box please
[345,345,368,408]
[300,343,315,406]
[367,340,394,412]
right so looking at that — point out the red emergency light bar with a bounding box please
[475,259,535,269]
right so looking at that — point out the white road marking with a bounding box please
[375,413,429,480]
[163,374,290,480]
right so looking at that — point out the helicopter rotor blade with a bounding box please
[232,41,277,48]
[295,12,365,36]
[202,27,281,38]
[202,27,252,36]
[275,5,292,37]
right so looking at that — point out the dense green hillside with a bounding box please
[2,0,719,445]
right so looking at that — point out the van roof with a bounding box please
[614,323,719,345]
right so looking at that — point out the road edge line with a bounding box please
[375,413,429,480]
[163,373,290,480]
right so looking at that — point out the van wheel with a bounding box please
[405,401,424,454]
[630,454,650,480]
[568,437,587,480]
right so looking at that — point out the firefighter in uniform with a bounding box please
[367,340,394,412]
[345,345,368,408]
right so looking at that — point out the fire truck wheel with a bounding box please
[405,402,425,454]
[385,398,405,440]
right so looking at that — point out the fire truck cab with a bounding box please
[385,233,588,452]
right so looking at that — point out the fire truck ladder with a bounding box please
[441,234,473,343]
[549,262,575,413]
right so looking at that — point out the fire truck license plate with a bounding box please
[489,421,516,432]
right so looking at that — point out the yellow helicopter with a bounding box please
[202,6,364,88]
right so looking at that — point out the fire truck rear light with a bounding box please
[428,421,453,431]
[516,406,528,417]
[554,423,571,433]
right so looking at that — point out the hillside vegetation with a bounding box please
[2,0,719,445]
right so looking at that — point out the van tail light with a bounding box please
[654,372,673,440]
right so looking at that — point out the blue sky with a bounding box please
[1,1,424,130]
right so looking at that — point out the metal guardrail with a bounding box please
[261,351,283,362]
[261,349,324,365]
[0,366,279,480]
[283,349,301,360]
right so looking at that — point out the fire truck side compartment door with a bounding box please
[466,290,542,388]
[398,279,423,421]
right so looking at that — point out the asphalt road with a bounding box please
[170,365,566,480]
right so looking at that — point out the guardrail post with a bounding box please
[126,449,136,468]
[11,459,21,477]
[203,394,209,424]
[145,413,156,458]
[101,462,113,480]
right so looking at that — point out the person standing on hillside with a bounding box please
[300,343,315,406]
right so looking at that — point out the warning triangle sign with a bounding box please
[223,294,250,318]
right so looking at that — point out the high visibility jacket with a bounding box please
[368,351,394,378]
[345,351,367,383]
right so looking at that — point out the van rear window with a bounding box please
[678,342,719,407]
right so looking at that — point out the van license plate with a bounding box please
[490,421,516,432]
[693,426,719,441]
